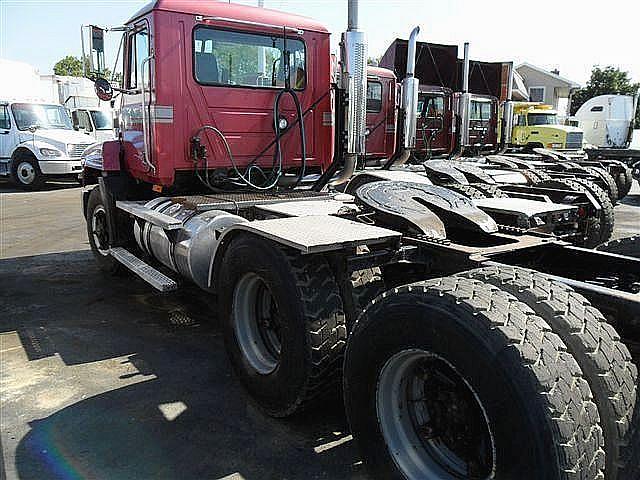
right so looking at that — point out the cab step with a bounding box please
[116,201,183,230]
[109,247,178,292]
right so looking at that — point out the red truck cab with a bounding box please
[106,0,334,187]
[364,67,396,163]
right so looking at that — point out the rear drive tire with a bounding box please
[617,168,633,198]
[471,183,508,198]
[344,267,386,331]
[570,177,615,244]
[535,178,608,247]
[521,168,552,184]
[344,276,604,480]
[86,186,125,275]
[585,166,619,203]
[461,265,638,480]
[9,153,45,190]
[218,235,346,417]
[444,183,486,199]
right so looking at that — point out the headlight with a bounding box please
[39,147,62,157]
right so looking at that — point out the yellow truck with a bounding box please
[511,102,584,150]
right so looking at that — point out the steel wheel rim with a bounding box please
[376,349,496,479]
[17,161,36,185]
[233,273,282,375]
[91,205,110,256]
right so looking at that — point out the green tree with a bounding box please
[53,55,116,81]
[571,66,639,125]
[53,55,85,76]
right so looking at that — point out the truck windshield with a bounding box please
[470,100,492,120]
[90,110,113,130]
[528,113,558,126]
[11,103,73,131]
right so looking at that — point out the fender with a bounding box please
[208,214,401,289]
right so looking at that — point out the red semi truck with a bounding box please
[80,2,640,479]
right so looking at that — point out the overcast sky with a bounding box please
[0,0,638,86]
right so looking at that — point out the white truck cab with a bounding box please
[0,100,93,189]
[70,107,115,142]
[572,94,639,148]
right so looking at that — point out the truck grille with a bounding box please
[67,143,91,158]
[565,132,583,150]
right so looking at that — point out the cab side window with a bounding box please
[366,82,382,112]
[0,106,10,130]
[72,110,93,132]
[127,28,150,90]
[193,27,306,90]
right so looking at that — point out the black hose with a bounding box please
[274,88,307,188]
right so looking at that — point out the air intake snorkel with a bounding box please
[383,25,420,169]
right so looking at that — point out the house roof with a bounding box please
[127,1,329,34]
[516,62,580,89]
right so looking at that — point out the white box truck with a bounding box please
[0,59,95,189]
[47,75,116,142]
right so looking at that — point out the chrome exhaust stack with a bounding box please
[500,62,515,151]
[385,25,420,168]
[331,0,367,186]
[458,42,472,149]
[402,26,421,152]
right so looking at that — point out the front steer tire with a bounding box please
[9,153,45,190]
[85,186,125,275]
[461,265,638,480]
[218,235,346,417]
[344,276,605,480]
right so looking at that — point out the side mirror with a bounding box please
[90,26,106,75]
[95,77,114,102]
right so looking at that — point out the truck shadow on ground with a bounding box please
[0,179,80,194]
[1,251,363,480]
[620,189,640,207]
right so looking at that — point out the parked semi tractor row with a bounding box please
[79,1,639,479]
[362,40,631,248]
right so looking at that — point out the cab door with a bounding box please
[512,114,528,145]
[365,80,386,158]
[189,26,313,170]
[120,22,152,179]
[0,104,15,171]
